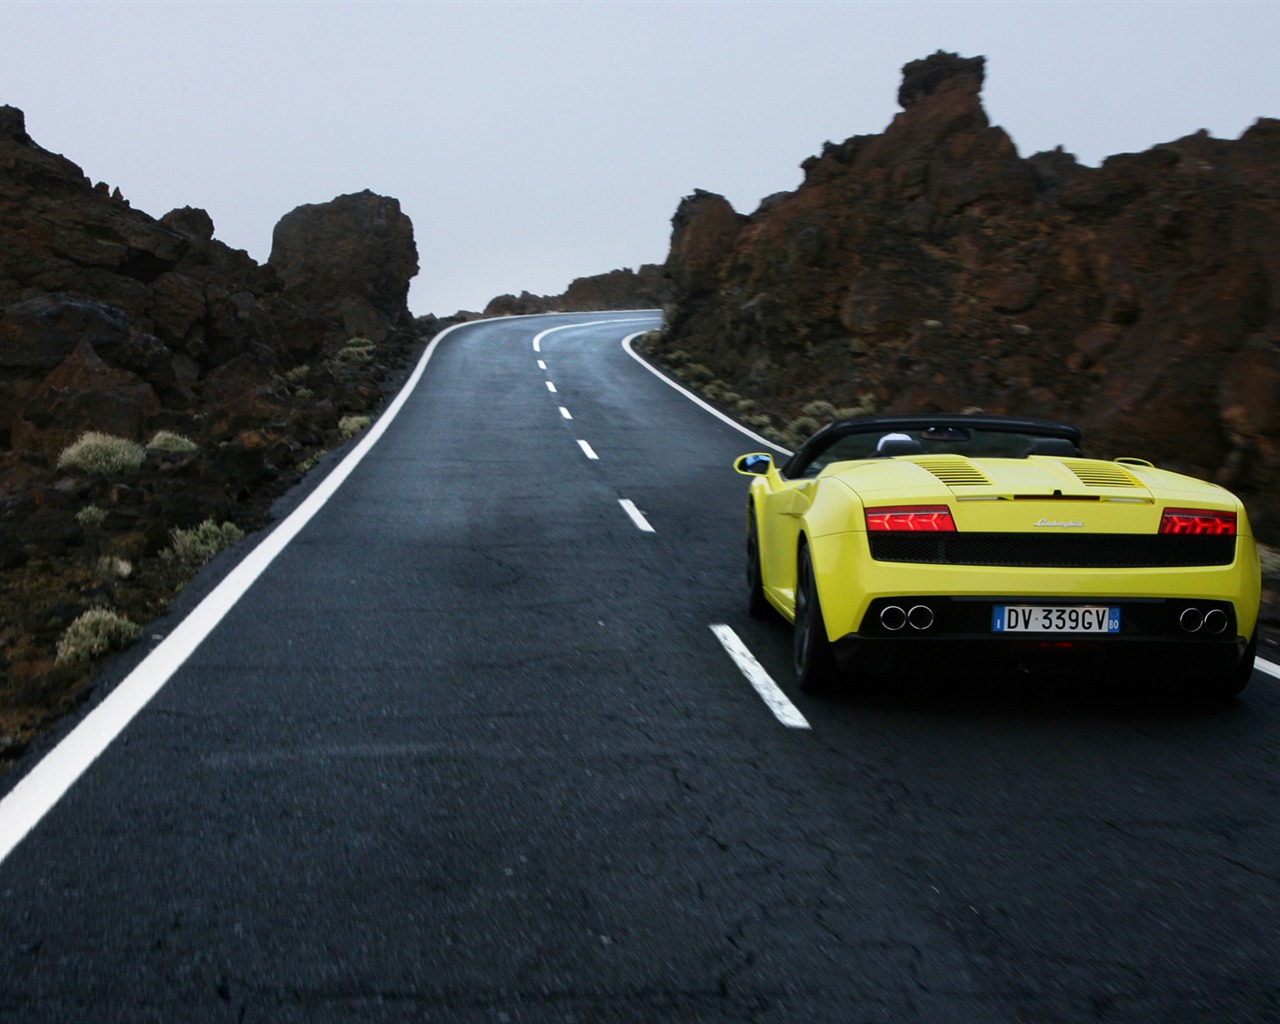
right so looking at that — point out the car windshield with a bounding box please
[788,419,1081,478]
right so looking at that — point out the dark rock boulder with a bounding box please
[269,190,418,339]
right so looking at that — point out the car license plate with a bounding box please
[992,605,1120,633]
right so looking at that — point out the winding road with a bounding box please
[1,312,1278,1022]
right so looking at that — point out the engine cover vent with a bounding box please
[1060,459,1141,488]
[913,456,993,487]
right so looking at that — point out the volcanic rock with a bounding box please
[0,107,425,748]
[653,51,1280,535]
[483,264,671,318]
[269,190,418,340]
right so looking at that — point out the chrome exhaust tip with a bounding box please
[1203,609,1229,634]
[1179,607,1204,633]
[880,605,907,631]
[907,604,935,631]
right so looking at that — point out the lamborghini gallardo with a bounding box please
[734,415,1260,699]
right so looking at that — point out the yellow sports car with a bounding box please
[734,415,1261,699]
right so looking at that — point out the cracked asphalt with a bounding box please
[1,313,1277,1023]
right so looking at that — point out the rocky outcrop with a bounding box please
[0,105,425,747]
[483,264,670,318]
[653,52,1280,535]
[269,190,418,340]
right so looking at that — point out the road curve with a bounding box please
[1,312,1278,1022]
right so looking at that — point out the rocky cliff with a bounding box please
[0,106,423,751]
[483,263,670,318]
[652,51,1280,535]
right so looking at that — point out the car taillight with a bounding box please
[1158,508,1237,536]
[865,506,956,532]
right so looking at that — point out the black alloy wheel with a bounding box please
[793,544,839,692]
[746,505,770,619]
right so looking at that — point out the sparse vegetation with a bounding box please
[76,504,108,528]
[146,430,198,453]
[162,519,245,568]
[55,608,141,666]
[96,556,133,579]
[284,364,311,384]
[339,415,372,439]
[57,432,145,476]
[336,339,375,364]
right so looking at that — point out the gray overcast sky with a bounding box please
[3,1,1278,317]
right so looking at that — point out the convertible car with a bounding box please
[734,415,1261,698]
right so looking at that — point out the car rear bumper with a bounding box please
[831,595,1251,677]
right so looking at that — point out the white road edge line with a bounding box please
[621,332,790,454]
[619,499,655,533]
[710,624,810,730]
[578,439,599,460]
[623,332,1280,684]
[0,316,492,869]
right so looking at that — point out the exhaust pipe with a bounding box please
[1179,608,1204,633]
[1203,609,1229,634]
[908,605,935,631]
[880,605,907,631]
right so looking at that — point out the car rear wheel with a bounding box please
[746,505,770,620]
[793,544,839,691]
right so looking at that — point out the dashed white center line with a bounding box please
[618,499,655,533]
[577,439,599,460]
[710,624,811,730]
[546,381,557,393]
[559,407,573,420]
[537,360,546,370]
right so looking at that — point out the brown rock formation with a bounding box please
[653,52,1280,534]
[483,264,670,318]
[269,190,418,340]
[0,105,425,748]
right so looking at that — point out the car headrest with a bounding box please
[1029,437,1081,457]
[876,438,925,457]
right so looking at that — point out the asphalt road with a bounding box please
[1,312,1278,1023]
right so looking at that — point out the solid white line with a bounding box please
[577,439,599,460]
[619,499,655,533]
[621,333,791,454]
[1256,657,1280,680]
[559,407,573,420]
[546,381,557,393]
[0,317,476,869]
[710,625,810,730]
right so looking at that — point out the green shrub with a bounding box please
[284,364,311,384]
[294,387,314,401]
[336,339,375,363]
[77,504,108,528]
[146,430,198,454]
[96,556,133,579]
[339,415,372,439]
[55,608,140,666]
[681,363,714,386]
[162,519,244,567]
[57,432,145,476]
[802,400,837,420]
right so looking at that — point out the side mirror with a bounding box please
[734,453,773,476]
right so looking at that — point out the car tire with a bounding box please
[1195,630,1257,703]
[746,506,770,620]
[793,543,840,692]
